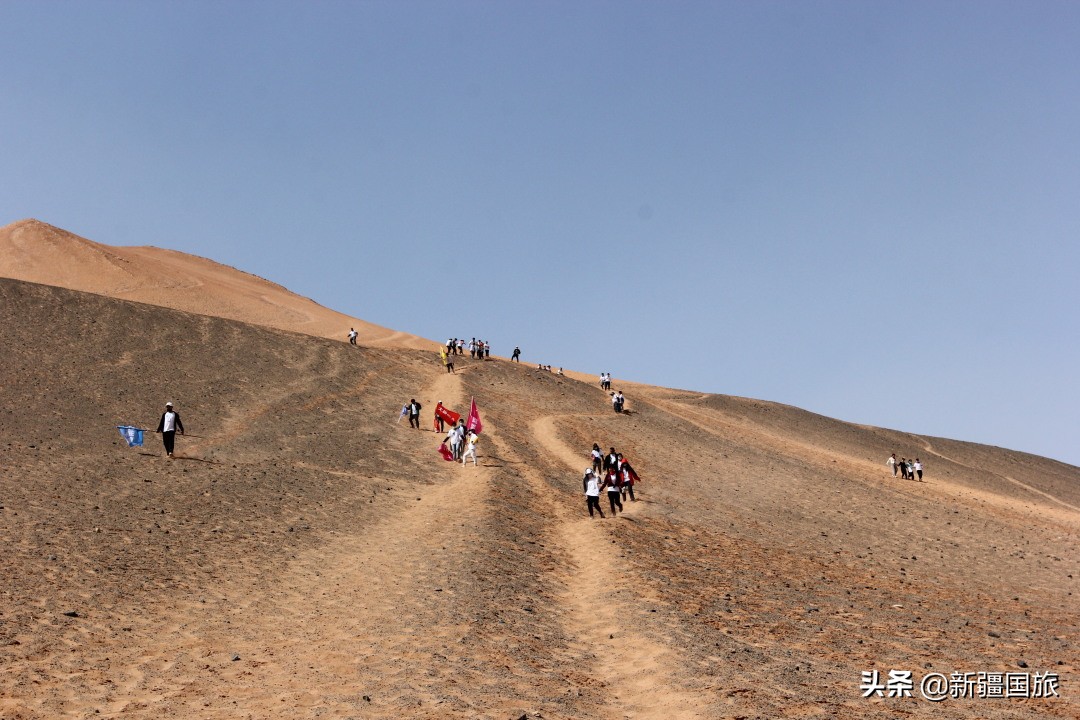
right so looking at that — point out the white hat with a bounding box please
[165,401,173,407]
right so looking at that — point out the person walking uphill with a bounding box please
[408,399,422,429]
[155,402,184,458]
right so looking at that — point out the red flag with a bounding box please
[435,402,461,425]
[438,443,454,461]
[466,397,483,434]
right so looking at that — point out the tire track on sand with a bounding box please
[527,414,704,719]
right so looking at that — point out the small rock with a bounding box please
[63,611,79,618]
[231,654,241,662]
[988,631,1001,638]
[363,695,371,702]
[1017,660,1028,668]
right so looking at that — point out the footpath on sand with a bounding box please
[525,413,705,719]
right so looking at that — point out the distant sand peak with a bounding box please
[0,218,429,349]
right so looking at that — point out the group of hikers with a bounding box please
[610,390,626,413]
[887,453,924,481]
[440,418,480,466]
[440,338,492,373]
[445,337,491,359]
[583,444,641,518]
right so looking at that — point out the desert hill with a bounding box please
[0,275,1077,719]
[0,219,428,349]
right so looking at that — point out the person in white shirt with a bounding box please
[154,401,185,458]
[583,468,604,518]
[913,458,923,482]
[590,444,603,474]
[462,431,479,466]
[348,328,358,345]
[447,422,464,460]
[887,454,898,477]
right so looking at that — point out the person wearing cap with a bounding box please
[155,402,185,458]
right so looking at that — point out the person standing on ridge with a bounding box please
[155,401,185,458]
[348,328,358,345]
[511,346,521,362]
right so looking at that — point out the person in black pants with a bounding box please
[155,401,185,458]
[603,468,623,515]
[408,399,422,429]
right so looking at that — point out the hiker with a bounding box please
[899,457,909,479]
[511,346,521,362]
[584,468,604,518]
[620,457,639,502]
[434,402,446,433]
[603,467,623,515]
[469,338,477,358]
[905,458,915,480]
[348,328,357,345]
[887,453,898,477]
[590,444,603,474]
[447,420,465,460]
[914,458,924,481]
[613,391,625,413]
[407,399,422,429]
[443,348,455,374]
[155,401,185,459]
[462,430,479,467]
[604,447,618,474]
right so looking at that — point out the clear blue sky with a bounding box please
[3,1,1078,466]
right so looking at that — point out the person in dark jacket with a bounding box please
[155,401,185,458]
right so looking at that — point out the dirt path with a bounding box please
[526,415,705,719]
[206,367,493,714]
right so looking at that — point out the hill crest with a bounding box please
[0,218,429,349]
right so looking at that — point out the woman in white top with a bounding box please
[583,468,604,518]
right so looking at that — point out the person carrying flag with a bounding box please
[155,401,185,458]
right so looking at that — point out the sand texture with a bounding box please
[0,221,1077,719]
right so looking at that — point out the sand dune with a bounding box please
[0,219,429,349]
[1,223,1077,719]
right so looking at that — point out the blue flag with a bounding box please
[117,426,145,447]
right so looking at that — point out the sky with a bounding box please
[2,1,1078,467]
